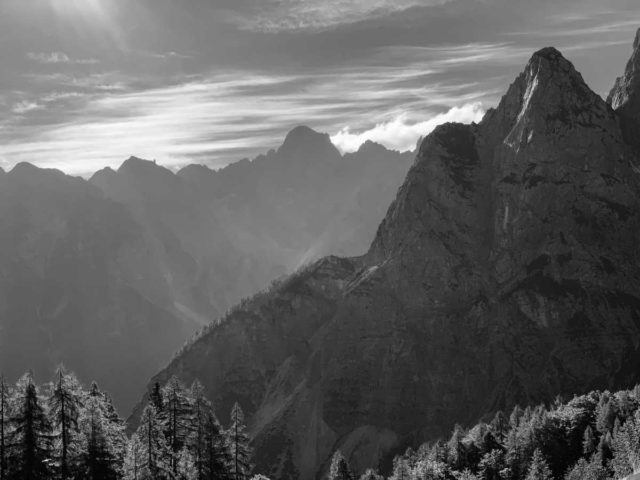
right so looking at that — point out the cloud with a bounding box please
[330,103,485,153]
[12,101,43,115]
[234,0,452,32]
[27,52,98,65]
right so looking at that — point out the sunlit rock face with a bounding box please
[138,41,640,480]
[609,28,640,149]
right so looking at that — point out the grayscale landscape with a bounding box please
[2,1,640,480]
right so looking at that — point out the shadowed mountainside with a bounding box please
[0,133,413,412]
[135,36,640,480]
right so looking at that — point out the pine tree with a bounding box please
[176,447,197,480]
[583,425,597,457]
[448,424,467,471]
[48,366,84,479]
[390,457,411,480]
[77,393,120,480]
[0,376,9,480]
[358,469,383,480]
[226,403,253,480]
[525,449,551,480]
[490,411,509,442]
[328,451,354,480]
[150,383,164,414]
[7,373,53,480]
[123,434,144,480]
[87,382,127,470]
[189,381,217,480]
[161,376,194,474]
[204,411,229,480]
[136,404,170,479]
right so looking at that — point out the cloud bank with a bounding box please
[331,103,485,153]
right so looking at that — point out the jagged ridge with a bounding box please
[135,38,640,480]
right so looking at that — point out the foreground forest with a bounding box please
[330,384,640,480]
[0,369,261,480]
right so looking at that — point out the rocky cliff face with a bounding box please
[138,36,640,479]
[609,29,640,149]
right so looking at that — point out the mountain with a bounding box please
[0,132,412,413]
[135,36,640,479]
[92,131,414,319]
[0,163,193,410]
[609,29,640,149]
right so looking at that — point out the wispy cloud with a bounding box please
[0,41,512,175]
[233,0,451,32]
[12,101,43,115]
[27,52,98,65]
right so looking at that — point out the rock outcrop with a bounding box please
[137,39,640,480]
[609,28,640,148]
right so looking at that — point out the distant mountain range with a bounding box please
[0,130,413,411]
[133,31,640,479]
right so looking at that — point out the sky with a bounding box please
[0,0,639,176]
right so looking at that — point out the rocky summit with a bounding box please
[137,32,640,480]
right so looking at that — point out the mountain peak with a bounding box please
[608,28,640,148]
[118,156,159,173]
[481,45,609,147]
[278,126,340,160]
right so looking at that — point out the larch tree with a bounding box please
[88,382,127,469]
[328,451,354,480]
[189,381,213,480]
[204,411,229,480]
[161,376,194,475]
[8,373,53,480]
[123,434,144,480]
[525,449,552,480]
[358,469,383,480]
[0,376,9,480]
[390,457,411,480]
[150,383,164,415]
[48,366,84,479]
[78,393,120,480]
[226,402,253,480]
[176,447,197,480]
[136,404,170,479]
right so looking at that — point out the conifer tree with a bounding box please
[161,376,194,474]
[525,449,551,480]
[358,469,383,480]
[226,402,253,480]
[7,373,53,480]
[0,376,8,480]
[123,434,144,480]
[87,382,127,469]
[78,393,120,480]
[328,450,354,480]
[177,447,197,480]
[48,366,84,479]
[490,411,508,442]
[189,381,215,480]
[204,411,229,480]
[136,404,170,479]
[583,425,597,457]
[390,457,411,480]
[448,424,467,471]
[150,383,164,415]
